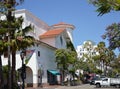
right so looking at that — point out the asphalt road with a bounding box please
[55,84,117,89]
[26,84,118,89]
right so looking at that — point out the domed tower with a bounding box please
[51,22,75,43]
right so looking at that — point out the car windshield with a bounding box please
[93,76,101,80]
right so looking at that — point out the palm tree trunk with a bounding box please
[7,9,12,89]
[11,51,16,88]
[103,60,105,75]
[0,54,4,89]
[105,63,108,76]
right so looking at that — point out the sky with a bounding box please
[17,0,120,50]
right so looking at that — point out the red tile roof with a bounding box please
[52,22,75,30]
[53,22,67,26]
[40,28,65,39]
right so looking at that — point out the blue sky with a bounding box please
[17,0,120,49]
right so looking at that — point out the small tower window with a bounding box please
[38,51,40,57]
[60,36,63,45]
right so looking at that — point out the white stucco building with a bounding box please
[75,40,99,75]
[76,40,98,61]
[1,9,75,88]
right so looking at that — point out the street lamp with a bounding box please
[20,50,26,89]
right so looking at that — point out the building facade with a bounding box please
[75,40,99,76]
[1,9,75,88]
[76,40,98,61]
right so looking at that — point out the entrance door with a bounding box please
[25,67,33,87]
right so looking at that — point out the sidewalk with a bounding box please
[25,84,62,89]
[25,84,83,89]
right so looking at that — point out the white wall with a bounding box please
[41,33,67,49]
[55,35,66,49]
[66,28,73,43]
[41,37,55,47]
[14,9,49,40]
[36,44,57,83]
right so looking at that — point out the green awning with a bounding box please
[48,70,60,75]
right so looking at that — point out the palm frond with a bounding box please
[22,24,33,35]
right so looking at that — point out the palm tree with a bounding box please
[0,15,34,89]
[95,42,108,75]
[0,36,4,89]
[10,16,34,88]
[102,23,120,51]
[111,54,120,76]
[89,0,120,16]
[0,1,35,88]
[0,20,12,88]
[104,49,115,76]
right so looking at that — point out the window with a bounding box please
[60,36,63,45]
[79,48,82,51]
[38,51,40,57]
[80,53,82,56]
[103,79,108,81]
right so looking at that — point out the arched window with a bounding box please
[60,36,63,45]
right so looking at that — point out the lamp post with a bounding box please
[20,50,26,89]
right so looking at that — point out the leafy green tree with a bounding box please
[110,54,120,76]
[0,0,35,88]
[55,49,77,72]
[0,15,34,89]
[11,17,34,88]
[0,19,13,89]
[95,42,107,74]
[95,41,115,76]
[104,49,115,76]
[89,0,120,51]
[55,49,77,84]
[0,36,5,89]
[0,1,24,88]
[89,0,120,16]
[75,59,89,72]
[82,40,97,72]
[92,54,101,69]
[102,23,120,51]
[0,53,3,89]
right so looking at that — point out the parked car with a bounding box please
[94,77,120,88]
[90,76,100,85]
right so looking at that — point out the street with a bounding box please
[26,84,118,89]
[55,84,117,89]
